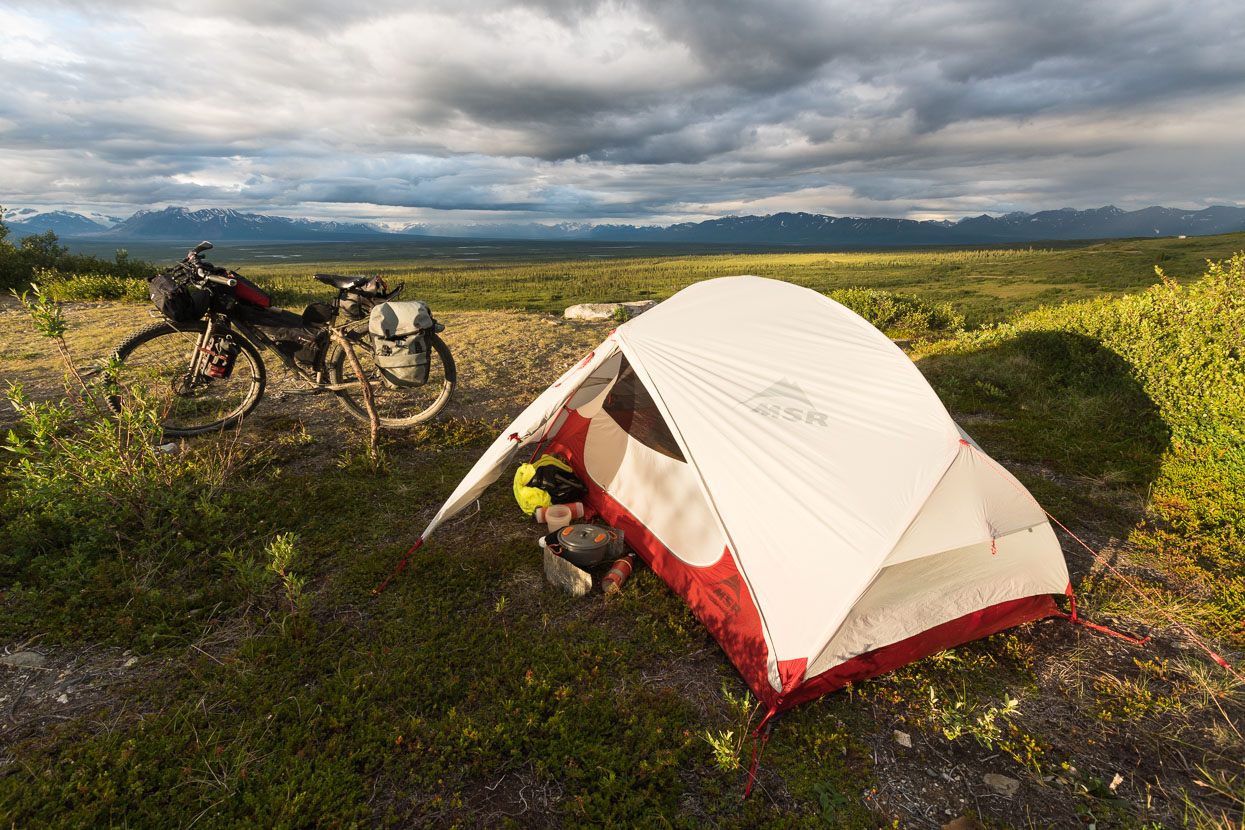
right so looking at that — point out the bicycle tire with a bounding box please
[326,320,456,428]
[105,320,266,437]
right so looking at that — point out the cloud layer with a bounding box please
[2,0,1243,226]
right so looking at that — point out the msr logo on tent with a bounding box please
[707,575,743,617]
[739,379,829,427]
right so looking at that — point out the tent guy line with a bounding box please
[960,438,1244,684]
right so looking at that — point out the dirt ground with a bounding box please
[0,295,614,764]
[0,294,611,437]
[3,297,1241,828]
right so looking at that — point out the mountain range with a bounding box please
[6,204,1245,247]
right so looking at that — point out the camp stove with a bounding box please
[542,523,625,570]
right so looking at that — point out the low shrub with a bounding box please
[39,267,149,302]
[923,253,1245,645]
[0,289,267,647]
[829,286,965,336]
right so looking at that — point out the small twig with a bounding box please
[6,675,32,722]
[189,644,226,666]
[1206,690,1244,744]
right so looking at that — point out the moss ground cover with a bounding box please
[1,246,1243,826]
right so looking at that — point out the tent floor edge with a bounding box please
[777,594,1060,712]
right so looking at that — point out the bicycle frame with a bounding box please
[218,315,367,394]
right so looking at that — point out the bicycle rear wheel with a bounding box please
[326,320,455,428]
[105,321,266,436]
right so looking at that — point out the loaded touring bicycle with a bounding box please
[105,241,455,435]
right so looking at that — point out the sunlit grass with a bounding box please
[227,232,1245,326]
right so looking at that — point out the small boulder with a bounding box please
[983,773,1020,797]
[0,651,47,668]
[563,301,656,322]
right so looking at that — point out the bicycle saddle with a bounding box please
[313,273,370,290]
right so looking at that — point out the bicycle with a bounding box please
[103,241,455,436]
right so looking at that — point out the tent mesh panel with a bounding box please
[602,358,685,462]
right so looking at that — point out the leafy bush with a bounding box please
[0,289,261,647]
[40,267,149,301]
[925,253,1245,644]
[829,286,964,336]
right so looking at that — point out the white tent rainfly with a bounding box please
[415,276,1071,716]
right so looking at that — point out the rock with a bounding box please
[942,818,984,830]
[563,303,618,322]
[983,772,1020,797]
[542,545,592,597]
[892,729,912,748]
[56,693,69,704]
[619,301,656,317]
[0,651,47,668]
[563,301,656,322]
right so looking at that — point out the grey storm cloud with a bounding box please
[1,0,1243,225]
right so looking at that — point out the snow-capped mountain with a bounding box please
[5,204,1244,245]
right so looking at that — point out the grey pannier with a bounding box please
[368,301,434,387]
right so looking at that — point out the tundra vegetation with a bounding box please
[0,219,1242,827]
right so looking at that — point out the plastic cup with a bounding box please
[545,504,573,532]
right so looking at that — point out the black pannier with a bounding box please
[301,302,336,327]
[337,276,389,321]
[148,273,209,323]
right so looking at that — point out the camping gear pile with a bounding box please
[517,455,635,594]
[413,276,1070,719]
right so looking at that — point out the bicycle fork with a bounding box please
[189,318,239,382]
[186,317,216,381]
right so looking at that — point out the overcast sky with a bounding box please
[2,0,1243,229]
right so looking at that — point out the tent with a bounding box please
[414,276,1070,715]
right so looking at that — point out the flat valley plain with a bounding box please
[64,231,1245,325]
[2,231,1242,828]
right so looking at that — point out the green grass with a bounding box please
[3,244,1243,827]
[61,231,1244,328]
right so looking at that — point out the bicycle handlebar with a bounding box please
[196,266,236,288]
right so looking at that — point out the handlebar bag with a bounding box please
[368,301,434,387]
[148,273,209,322]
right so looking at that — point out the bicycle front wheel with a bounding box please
[326,321,455,428]
[105,321,266,436]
